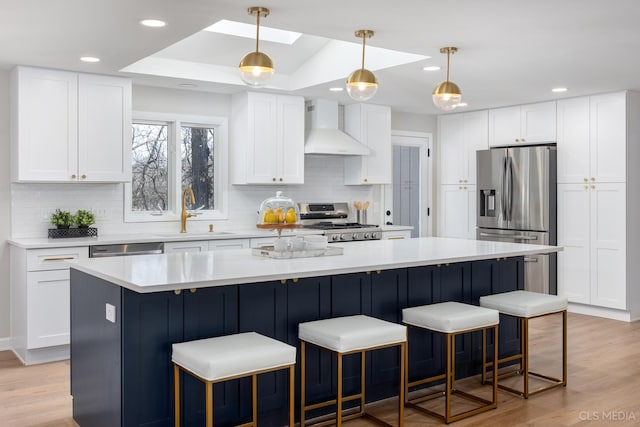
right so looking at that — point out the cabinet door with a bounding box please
[164,241,208,253]
[488,106,520,146]
[464,110,489,184]
[557,183,591,304]
[438,184,475,239]
[344,104,392,184]
[590,93,626,183]
[557,97,590,183]
[590,183,626,309]
[78,74,132,182]
[12,67,78,182]
[247,93,279,183]
[438,113,465,185]
[26,269,70,348]
[208,239,249,250]
[520,102,556,143]
[277,95,305,184]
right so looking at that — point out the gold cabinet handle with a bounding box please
[363,178,368,183]
[272,177,276,182]
[81,174,87,179]
[43,257,76,261]
[458,179,463,183]
[590,177,595,181]
[515,138,520,142]
[71,174,77,179]
[522,138,525,142]
[591,184,595,189]
[463,179,468,183]
[174,290,182,295]
[292,278,299,283]
[279,178,283,182]
[189,288,196,293]
[583,178,588,182]
[584,185,588,190]
[280,279,287,284]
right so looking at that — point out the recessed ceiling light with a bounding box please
[552,87,568,93]
[178,83,198,88]
[423,66,440,71]
[329,87,344,92]
[140,19,166,28]
[80,56,100,63]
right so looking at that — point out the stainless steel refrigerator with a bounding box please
[476,145,556,294]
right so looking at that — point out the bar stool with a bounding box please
[299,315,407,427]
[479,290,568,398]
[172,332,296,427]
[402,302,499,424]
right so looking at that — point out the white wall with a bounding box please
[392,111,437,134]
[0,70,10,346]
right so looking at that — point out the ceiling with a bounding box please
[2,0,640,115]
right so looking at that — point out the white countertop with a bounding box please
[8,228,323,249]
[69,237,562,294]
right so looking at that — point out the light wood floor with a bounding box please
[1,313,639,426]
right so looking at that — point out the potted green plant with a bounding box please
[74,209,96,228]
[50,209,74,229]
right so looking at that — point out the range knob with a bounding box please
[371,232,378,239]
[331,234,339,241]
[352,233,359,240]
[340,234,347,241]
[364,233,370,239]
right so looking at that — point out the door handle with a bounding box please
[479,232,538,240]
[524,257,538,262]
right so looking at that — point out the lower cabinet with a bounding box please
[438,184,476,239]
[70,257,523,427]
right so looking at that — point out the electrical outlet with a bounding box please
[105,303,116,323]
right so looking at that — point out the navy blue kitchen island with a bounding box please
[69,238,559,427]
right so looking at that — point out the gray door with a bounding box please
[392,145,420,237]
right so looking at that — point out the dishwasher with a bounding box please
[89,242,165,258]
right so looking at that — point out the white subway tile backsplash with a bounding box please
[11,156,380,238]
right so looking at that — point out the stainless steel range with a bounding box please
[298,202,381,242]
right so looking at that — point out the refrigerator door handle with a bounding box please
[501,156,507,220]
[506,156,513,221]
[479,232,538,241]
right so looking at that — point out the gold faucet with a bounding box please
[180,187,195,233]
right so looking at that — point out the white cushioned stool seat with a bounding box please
[172,332,296,381]
[298,314,406,352]
[479,290,568,318]
[403,301,499,333]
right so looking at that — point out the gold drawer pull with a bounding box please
[43,257,76,261]
[387,237,405,240]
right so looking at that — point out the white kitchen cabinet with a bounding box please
[381,229,412,240]
[557,183,626,310]
[164,241,209,253]
[557,93,626,184]
[438,110,488,185]
[488,102,556,146]
[438,184,476,239]
[344,103,392,184]
[10,66,132,183]
[231,92,305,185]
[11,245,89,364]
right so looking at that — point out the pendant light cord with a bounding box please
[361,34,366,70]
[445,48,451,82]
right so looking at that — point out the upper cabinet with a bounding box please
[11,66,132,183]
[488,101,556,146]
[343,103,392,185]
[231,92,305,185]
[557,92,626,183]
[438,110,488,185]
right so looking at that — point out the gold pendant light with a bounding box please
[346,30,378,102]
[239,6,274,87]
[432,47,462,111]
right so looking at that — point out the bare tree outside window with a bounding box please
[131,123,168,211]
[181,126,215,210]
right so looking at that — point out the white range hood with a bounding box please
[304,99,370,155]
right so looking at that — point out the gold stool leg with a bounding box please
[300,341,306,427]
[562,310,568,386]
[174,364,180,427]
[205,381,213,427]
[252,374,258,426]
[360,351,366,416]
[522,317,529,399]
[445,333,453,423]
[337,352,343,427]
[289,365,295,427]
[398,342,406,427]
[481,328,487,384]
[492,325,499,405]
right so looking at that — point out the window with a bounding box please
[125,112,228,222]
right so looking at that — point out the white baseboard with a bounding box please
[568,303,632,322]
[0,337,12,352]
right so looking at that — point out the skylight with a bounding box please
[204,20,302,45]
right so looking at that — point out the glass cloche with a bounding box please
[257,191,301,229]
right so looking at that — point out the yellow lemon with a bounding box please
[262,208,276,223]
[285,208,297,224]
[276,207,285,223]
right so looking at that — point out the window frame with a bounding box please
[124,111,229,223]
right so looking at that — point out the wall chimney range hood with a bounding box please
[304,99,370,155]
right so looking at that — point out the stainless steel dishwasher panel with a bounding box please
[89,242,164,258]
